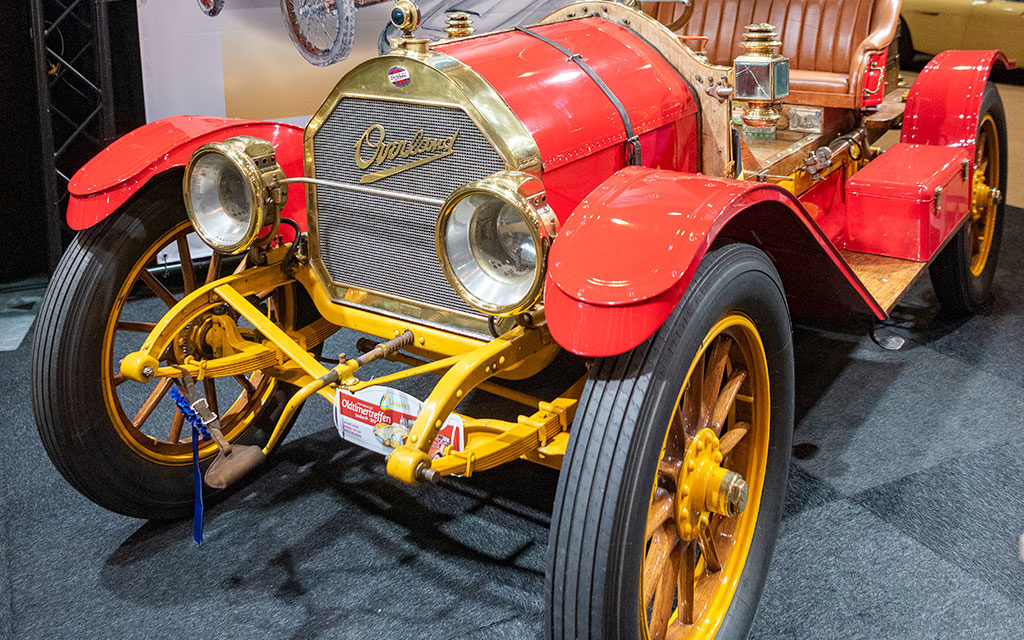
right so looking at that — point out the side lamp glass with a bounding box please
[732,23,790,129]
[183,136,288,254]
[436,171,558,317]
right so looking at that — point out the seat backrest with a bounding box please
[642,0,886,74]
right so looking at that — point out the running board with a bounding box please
[840,250,927,314]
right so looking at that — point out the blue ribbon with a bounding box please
[170,386,209,545]
[169,386,212,440]
[191,423,204,545]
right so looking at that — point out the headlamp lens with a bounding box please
[188,152,255,250]
[442,190,542,314]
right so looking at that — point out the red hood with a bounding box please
[435,17,697,173]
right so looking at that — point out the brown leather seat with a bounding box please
[642,0,900,109]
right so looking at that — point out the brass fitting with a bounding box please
[740,22,782,57]
[716,470,749,517]
[444,11,475,39]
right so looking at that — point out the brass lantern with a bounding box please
[732,23,790,133]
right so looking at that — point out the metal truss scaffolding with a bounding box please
[30,0,117,270]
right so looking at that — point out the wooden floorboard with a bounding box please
[840,250,928,313]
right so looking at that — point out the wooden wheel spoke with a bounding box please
[234,374,256,400]
[710,371,747,435]
[138,269,178,309]
[168,408,185,443]
[658,456,682,483]
[116,321,157,334]
[698,528,722,572]
[649,543,681,640]
[679,358,703,442]
[668,412,688,456]
[701,337,731,417]
[112,372,128,387]
[977,132,992,177]
[678,540,697,625]
[666,623,689,640]
[158,345,177,364]
[131,378,173,429]
[646,489,675,541]
[643,524,678,608]
[719,422,750,457]
[266,294,280,323]
[176,233,198,293]
[205,251,223,285]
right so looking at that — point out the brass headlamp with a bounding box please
[732,23,790,131]
[436,172,558,317]
[183,136,287,255]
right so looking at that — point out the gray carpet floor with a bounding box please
[2,209,1024,640]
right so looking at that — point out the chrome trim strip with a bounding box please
[280,176,445,208]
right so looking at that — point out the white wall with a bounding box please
[136,0,391,125]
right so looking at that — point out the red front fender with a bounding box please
[66,116,307,231]
[545,167,883,357]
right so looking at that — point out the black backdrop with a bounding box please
[1,1,47,283]
[0,0,145,283]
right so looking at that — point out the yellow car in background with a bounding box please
[901,0,1024,63]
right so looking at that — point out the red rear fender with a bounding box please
[901,50,1012,155]
[66,116,307,231]
[545,167,883,357]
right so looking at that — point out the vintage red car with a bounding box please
[33,1,1009,638]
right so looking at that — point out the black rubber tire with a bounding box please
[31,175,307,520]
[897,17,914,68]
[928,82,1007,315]
[545,244,794,640]
[281,0,356,67]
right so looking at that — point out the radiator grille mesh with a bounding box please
[312,97,506,317]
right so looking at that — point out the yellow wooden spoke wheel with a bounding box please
[929,83,1007,314]
[101,219,289,465]
[547,244,793,640]
[641,315,770,639]
[32,174,312,519]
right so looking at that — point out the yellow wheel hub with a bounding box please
[675,428,748,541]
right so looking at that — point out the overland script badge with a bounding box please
[353,123,459,184]
[387,66,411,87]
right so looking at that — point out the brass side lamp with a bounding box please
[732,23,790,137]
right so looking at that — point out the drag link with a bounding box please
[355,330,414,366]
[266,332,415,457]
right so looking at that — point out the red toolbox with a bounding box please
[844,142,972,261]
